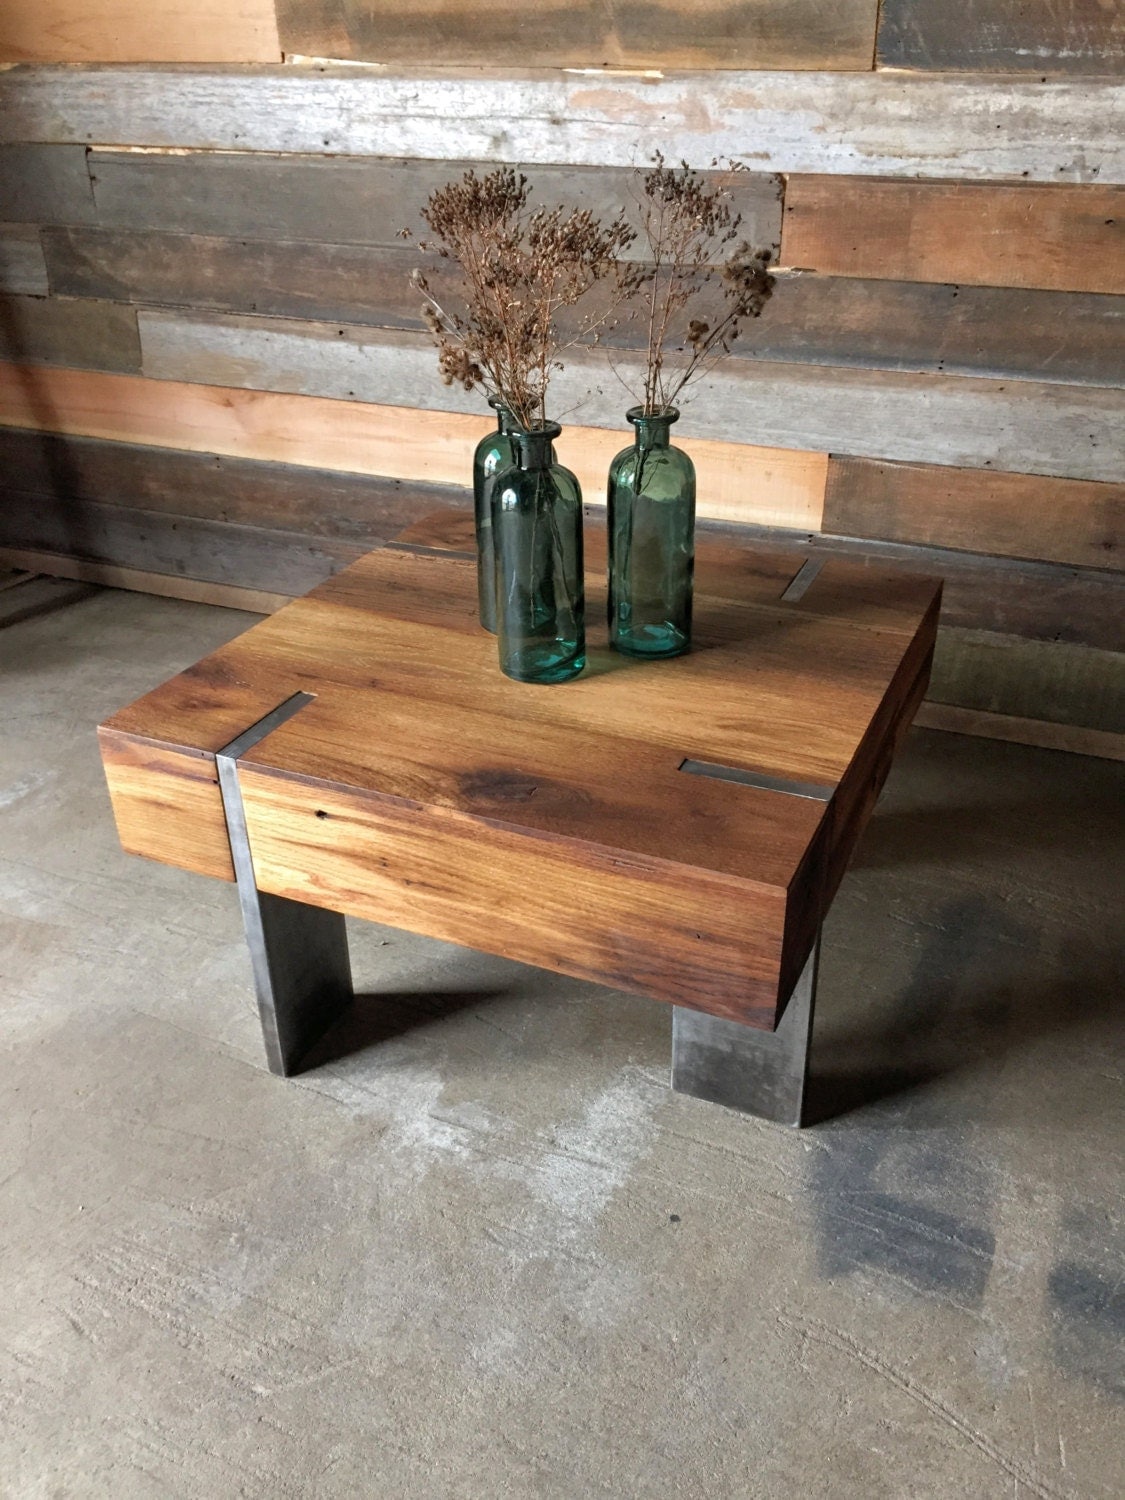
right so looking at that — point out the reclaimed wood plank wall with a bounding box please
[0,1,1123,758]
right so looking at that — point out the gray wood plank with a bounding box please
[87,150,782,258]
[929,630,1125,735]
[0,426,467,538]
[0,144,96,225]
[275,0,880,70]
[878,0,1125,74]
[2,67,1120,184]
[138,310,1125,482]
[0,225,47,295]
[0,493,363,595]
[0,294,140,373]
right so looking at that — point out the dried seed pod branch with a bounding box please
[616,155,775,414]
[406,168,635,431]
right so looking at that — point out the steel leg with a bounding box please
[216,695,353,1075]
[671,936,820,1126]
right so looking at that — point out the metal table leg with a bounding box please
[671,936,820,1126]
[216,694,353,1076]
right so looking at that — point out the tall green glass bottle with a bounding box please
[472,396,520,632]
[607,406,696,658]
[492,422,585,684]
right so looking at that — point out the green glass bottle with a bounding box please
[607,406,696,659]
[492,422,585,684]
[472,396,520,633]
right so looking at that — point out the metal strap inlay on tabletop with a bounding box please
[385,541,478,561]
[678,758,834,802]
[780,557,825,603]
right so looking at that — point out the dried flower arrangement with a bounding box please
[615,154,776,415]
[404,167,634,431]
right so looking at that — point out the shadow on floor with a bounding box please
[297,986,510,1071]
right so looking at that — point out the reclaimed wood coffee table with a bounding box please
[99,511,941,1127]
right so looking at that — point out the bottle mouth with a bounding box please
[627,405,679,426]
[518,421,562,441]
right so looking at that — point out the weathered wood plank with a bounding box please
[929,629,1125,734]
[781,178,1125,294]
[914,702,1124,763]
[137,314,1125,481]
[877,0,1125,74]
[0,144,96,224]
[825,458,1123,572]
[0,543,289,613]
[275,0,880,70]
[743,275,1125,388]
[1,67,1120,184]
[0,364,829,532]
[0,425,466,538]
[0,295,140,373]
[86,150,783,258]
[0,1,280,64]
[0,493,362,595]
[0,226,48,296]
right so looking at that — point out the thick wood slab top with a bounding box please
[100,510,941,1026]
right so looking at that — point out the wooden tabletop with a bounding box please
[100,511,941,1029]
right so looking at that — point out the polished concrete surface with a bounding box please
[2,583,1123,1498]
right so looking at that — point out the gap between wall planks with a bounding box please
[2,68,1121,183]
[0,363,828,533]
[0,0,280,64]
[781,178,1125,295]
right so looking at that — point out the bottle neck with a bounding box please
[629,406,678,452]
[514,424,561,471]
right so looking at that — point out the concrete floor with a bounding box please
[2,583,1123,1500]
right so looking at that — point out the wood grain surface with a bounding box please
[782,178,1125,294]
[100,521,940,1025]
[0,295,140,373]
[0,0,280,64]
[929,629,1125,734]
[85,151,782,259]
[0,364,829,531]
[132,316,1125,481]
[0,227,48,296]
[3,68,1119,184]
[914,702,1125,762]
[275,0,881,70]
[0,144,96,224]
[0,545,290,614]
[825,458,1124,572]
[877,0,1125,74]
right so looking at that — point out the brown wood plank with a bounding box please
[87,151,782,259]
[0,364,829,533]
[0,296,140,374]
[914,703,1125,762]
[781,178,1125,294]
[0,0,280,64]
[877,0,1125,73]
[0,145,96,225]
[825,458,1124,572]
[0,426,466,539]
[0,494,363,596]
[0,226,48,296]
[275,0,882,70]
[929,630,1125,734]
[740,275,1125,388]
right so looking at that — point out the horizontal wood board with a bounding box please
[2,68,1121,183]
[825,458,1123,572]
[781,178,1125,294]
[0,144,96,225]
[85,151,783,259]
[0,0,280,64]
[0,295,140,373]
[0,365,829,531]
[877,0,1125,74]
[930,629,1125,733]
[0,227,48,296]
[274,0,881,70]
[132,319,1125,481]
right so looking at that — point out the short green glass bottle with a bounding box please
[472,396,520,633]
[492,422,585,684]
[608,405,696,658]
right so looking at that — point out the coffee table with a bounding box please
[98,510,941,1127]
